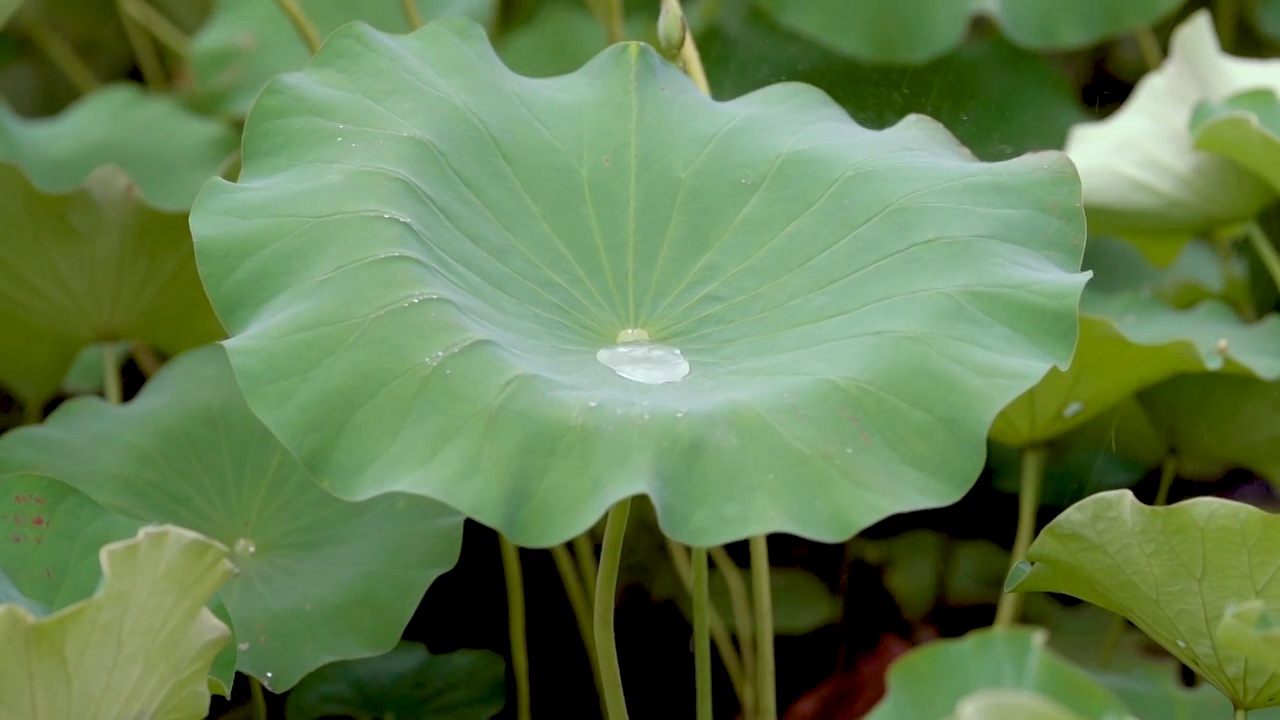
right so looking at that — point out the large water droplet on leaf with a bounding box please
[597,342,689,385]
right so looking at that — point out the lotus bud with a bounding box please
[657,0,686,60]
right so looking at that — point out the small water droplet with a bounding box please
[597,342,690,385]
[1062,401,1085,419]
[616,328,649,343]
[1176,640,1188,649]
[234,538,256,555]
[588,401,599,407]
[238,641,250,651]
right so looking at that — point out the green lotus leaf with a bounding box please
[0,344,466,690]
[0,567,44,615]
[1220,601,1280,675]
[187,0,496,116]
[865,627,1134,720]
[1065,10,1280,245]
[1191,89,1280,194]
[0,473,138,611]
[0,524,233,720]
[0,162,225,407]
[284,643,506,720]
[1099,666,1246,720]
[0,84,238,211]
[1008,489,1280,710]
[191,19,1088,548]
[1259,0,1280,43]
[948,690,1093,720]
[1135,374,1280,484]
[752,0,1183,64]
[698,8,1089,162]
[992,237,1280,447]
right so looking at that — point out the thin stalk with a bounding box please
[993,446,1046,629]
[550,544,606,714]
[273,0,322,53]
[499,535,532,720]
[1237,708,1248,720]
[1155,454,1177,507]
[249,676,267,720]
[1134,26,1163,71]
[117,0,166,90]
[574,533,599,597]
[709,545,755,718]
[665,540,749,711]
[1246,221,1280,295]
[595,498,633,720]
[103,344,123,405]
[120,0,190,56]
[131,342,162,378]
[14,11,99,94]
[672,0,711,97]
[1218,0,1240,51]
[401,0,425,29]
[601,0,625,43]
[749,535,776,720]
[692,546,712,720]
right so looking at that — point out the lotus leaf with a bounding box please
[192,19,1088,548]
[1192,88,1280,194]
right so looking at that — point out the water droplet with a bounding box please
[1062,401,1085,419]
[1176,640,1188,649]
[266,672,273,678]
[238,641,250,651]
[234,538,256,555]
[597,342,689,385]
[588,401,599,407]
[616,328,649,343]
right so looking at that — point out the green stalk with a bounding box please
[709,546,755,720]
[1154,455,1177,507]
[1237,707,1248,720]
[601,0,625,43]
[665,540,749,712]
[103,344,123,405]
[749,535,776,720]
[1218,0,1240,51]
[595,498,633,720]
[14,10,99,94]
[549,543,605,714]
[574,533,599,597]
[1133,26,1163,71]
[117,0,166,90]
[692,546,712,720]
[401,0,425,29]
[120,0,190,56]
[993,446,1046,629]
[273,0,322,53]
[1246,221,1280,295]
[249,676,267,720]
[499,535,532,720]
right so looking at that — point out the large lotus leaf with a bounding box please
[284,643,506,720]
[0,84,238,212]
[1191,89,1280,194]
[1220,601,1280,676]
[991,237,1280,447]
[1065,10,1280,245]
[698,8,1089,163]
[187,0,496,116]
[752,0,1183,64]
[0,474,138,611]
[865,627,1134,720]
[1007,489,1280,710]
[948,690,1093,720]
[191,19,1088,548]
[0,524,233,720]
[1135,374,1280,484]
[0,344,466,690]
[0,567,43,615]
[0,164,224,407]
[1101,668,1239,720]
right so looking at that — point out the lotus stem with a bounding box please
[249,676,267,720]
[1217,0,1239,52]
[14,10,99,94]
[103,344,123,405]
[692,545,713,720]
[665,539,749,711]
[750,535,777,720]
[500,535,532,720]
[273,0,322,53]
[1245,221,1280,297]
[1155,454,1177,507]
[550,543,606,714]
[574,533,599,598]
[660,0,710,96]
[710,545,756,718]
[601,0,626,44]
[596,498,633,720]
[1133,26,1163,71]
[120,0,190,57]
[116,0,166,90]
[994,446,1046,629]
[131,342,162,378]
[401,0,424,29]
